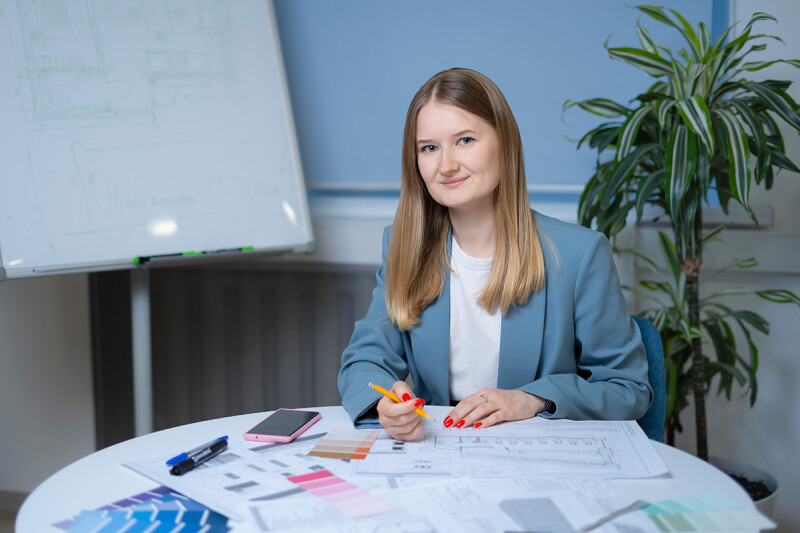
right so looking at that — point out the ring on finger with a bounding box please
[480,393,489,404]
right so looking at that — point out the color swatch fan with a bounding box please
[307,425,380,460]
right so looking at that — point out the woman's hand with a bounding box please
[376,381,426,441]
[443,388,545,429]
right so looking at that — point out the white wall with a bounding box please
[0,274,95,493]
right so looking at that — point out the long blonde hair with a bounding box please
[386,68,545,330]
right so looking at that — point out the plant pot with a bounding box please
[710,456,778,520]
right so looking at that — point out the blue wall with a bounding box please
[274,0,717,198]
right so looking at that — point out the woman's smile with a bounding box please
[441,176,469,188]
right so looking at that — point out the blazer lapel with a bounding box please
[497,284,546,389]
[409,232,452,405]
[411,275,451,405]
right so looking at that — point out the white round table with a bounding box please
[17,406,756,532]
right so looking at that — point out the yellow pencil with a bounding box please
[368,382,437,422]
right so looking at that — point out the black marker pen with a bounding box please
[167,436,229,476]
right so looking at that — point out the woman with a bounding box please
[338,68,652,441]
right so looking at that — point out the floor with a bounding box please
[0,492,25,533]
[0,510,15,533]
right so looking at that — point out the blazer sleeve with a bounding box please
[522,232,653,420]
[338,227,410,427]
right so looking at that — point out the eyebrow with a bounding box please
[416,129,478,145]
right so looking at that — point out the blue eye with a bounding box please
[420,145,438,153]
[458,137,474,145]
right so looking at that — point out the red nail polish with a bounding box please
[401,393,411,402]
[444,417,453,428]
[414,398,424,407]
[455,420,465,428]
[473,422,482,428]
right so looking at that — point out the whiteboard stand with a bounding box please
[130,267,153,436]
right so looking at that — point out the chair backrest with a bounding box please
[632,315,666,442]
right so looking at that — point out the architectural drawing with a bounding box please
[12,0,237,127]
[434,435,618,469]
[354,419,667,479]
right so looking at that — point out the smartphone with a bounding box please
[243,408,321,443]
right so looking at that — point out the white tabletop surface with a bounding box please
[17,406,756,532]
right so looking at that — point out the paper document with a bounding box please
[125,410,671,531]
[353,418,668,478]
[125,416,345,520]
[125,418,434,522]
[248,476,662,533]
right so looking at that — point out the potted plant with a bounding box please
[563,5,800,505]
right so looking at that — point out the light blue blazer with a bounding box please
[338,211,653,427]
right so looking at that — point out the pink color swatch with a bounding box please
[287,469,394,518]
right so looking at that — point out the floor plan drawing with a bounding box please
[434,435,618,469]
[354,419,667,479]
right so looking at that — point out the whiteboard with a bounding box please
[0,0,312,279]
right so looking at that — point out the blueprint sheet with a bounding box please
[247,476,661,533]
[353,418,668,479]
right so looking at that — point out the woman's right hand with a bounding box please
[376,381,426,441]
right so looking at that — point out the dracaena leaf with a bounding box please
[770,150,800,173]
[685,63,708,97]
[738,59,800,74]
[658,99,677,128]
[714,108,752,211]
[665,125,697,223]
[757,289,800,306]
[741,12,777,36]
[745,82,800,131]
[671,62,687,100]
[608,47,673,77]
[615,246,660,273]
[636,20,657,54]
[669,8,702,61]
[701,224,729,247]
[658,231,681,284]
[698,22,711,57]
[604,143,660,206]
[755,149,772,186]
[636,5,678,28]
[617,104,653,162]
[563,98,630,118]
[722,26,752,55]
[577,123,621,151]
[635,168,665,219]
[727,101,766,155]
[676,95,714,153]
[710,25,734,56]
[697,144,711,202]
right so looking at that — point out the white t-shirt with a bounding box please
[448,238,501,402]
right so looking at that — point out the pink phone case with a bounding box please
[243,409,321,443]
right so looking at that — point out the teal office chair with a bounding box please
[632,316,666,442]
